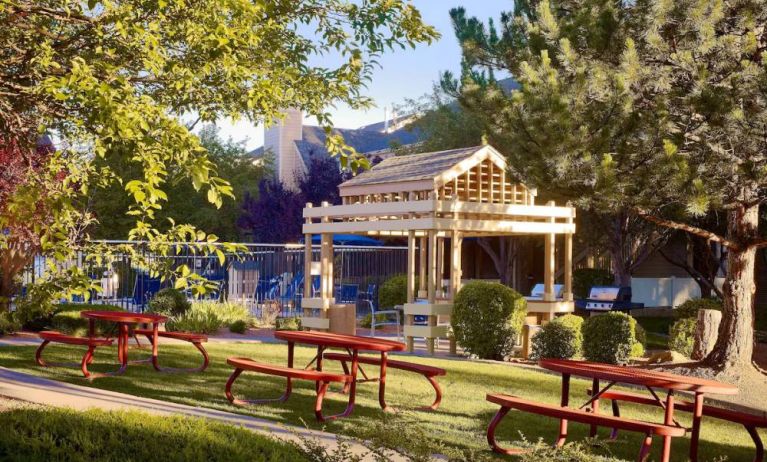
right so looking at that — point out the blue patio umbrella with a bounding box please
[303,234,383,246]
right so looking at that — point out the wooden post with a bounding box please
[319,201,333,329]
[544,201,556,301]
[564,232,573,302]
[406,230,417,352]
[418,236,427,299]
[304,203,313,299]
[427,229,438,354]
[449,230,462,355]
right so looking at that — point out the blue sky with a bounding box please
[210,1,512,151]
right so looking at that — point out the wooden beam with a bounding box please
[304,203,313,298]
[543,200,556,301]
[564,232,573,302]
[419,236,427,298]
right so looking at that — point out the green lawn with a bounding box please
[0,403,305,461]
[0,341,761,461]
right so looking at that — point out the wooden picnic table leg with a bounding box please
[556,373,571,447]
[87,319,96,365]
[315,345,325,393]
[150,321,160,371]
[120,323,130,367]
[341,349,359,418]
[589,378,600,437]
[689,392,704,462]
[378,351,390,412]
[661,390,675,462]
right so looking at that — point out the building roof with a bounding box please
[340,146,484,187]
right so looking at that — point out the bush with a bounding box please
[531,314,584,360]
[0,312,20,335]
[378,274,418,309]
[572,268,614,299]
[675,298,722,320]
[531,323,578,360]
[0,406,306,461]
[50,304,124,336]
[229,319,248,334]
[669,317,697,357]
[148,288,191,317]
[166,309,222,334]
[582,312,645,364]
[275,316,301,331]
[451,281,527,360]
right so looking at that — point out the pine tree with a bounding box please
[449,0,767,372]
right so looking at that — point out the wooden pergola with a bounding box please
[301,145,576,355]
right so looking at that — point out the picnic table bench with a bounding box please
[587,388,767,462]
[133,329,210,373]
[486,393,685,461]
[322,352,446,410]
[225,357,352,422]
[35,331,115,379]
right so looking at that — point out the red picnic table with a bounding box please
[81,310,167,376]
[275,331,406,416]
[539,359,738,462]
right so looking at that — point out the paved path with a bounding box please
[0,366,403,461]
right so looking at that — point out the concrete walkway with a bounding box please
[0,366,400,461]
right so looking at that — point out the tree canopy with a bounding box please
[447,0,767,371]
[0,0,438,307]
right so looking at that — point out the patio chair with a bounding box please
[337,283,359,304]
[361,299,400,340]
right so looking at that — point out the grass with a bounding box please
[0,403,305,461]
[635,316,673,351]
[0,341,762,461]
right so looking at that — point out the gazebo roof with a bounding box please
[341,146,485,187]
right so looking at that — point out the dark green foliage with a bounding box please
[675,298,722,320]
[275,317,301,331]
[50,304,124,336]
[0,312,20,335]
[669,317,697,358]
[229,319,248,334]
[531,322,579,360]
[572,269,614,299]
[582,312,644,365]
[451,281,527,360]
[378,274,418,309]
[148,288,191,317]
[0,407,305,461]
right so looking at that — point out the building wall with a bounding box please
[263,109,303,190]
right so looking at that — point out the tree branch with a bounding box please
[634,209,741,251]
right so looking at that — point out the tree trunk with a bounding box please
[704,202,759,371]
[477,237,516,287]
[693,309,722,360]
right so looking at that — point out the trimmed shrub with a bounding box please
[675,298,722,320]
[275,316,301,331]
[531,322,579,360]
[378,274,418,309]
[582,312,645,364]
[192,301,250,326]
[669,317,697,357]
[572,268,613,299]
[166,309,222,334]
[229,319,248,334]
[451,281,527,360]
[51,303,124,336]
[148,288,191,317]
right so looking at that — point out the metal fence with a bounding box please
[21,241,408,318]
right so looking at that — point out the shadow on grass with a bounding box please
[0,342,761,461]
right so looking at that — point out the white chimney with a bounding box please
[264,109,303,189]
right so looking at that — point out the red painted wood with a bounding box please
[486,393,686,436]
[540,359,739,395]
[38,331,112,346]
[80,310,167,324]
[274,330,405,352]
[226,357,351,382]
[133,329,207,342]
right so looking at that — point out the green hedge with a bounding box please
[675,298,722,320]
[378,274,421,309]
[669,317,697,357]
[0,407,306,461]
[148,288,191,317]
[531,314,584,360]
[451,281,527,360]
[582,312,645,364]
[50,304,124,336]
